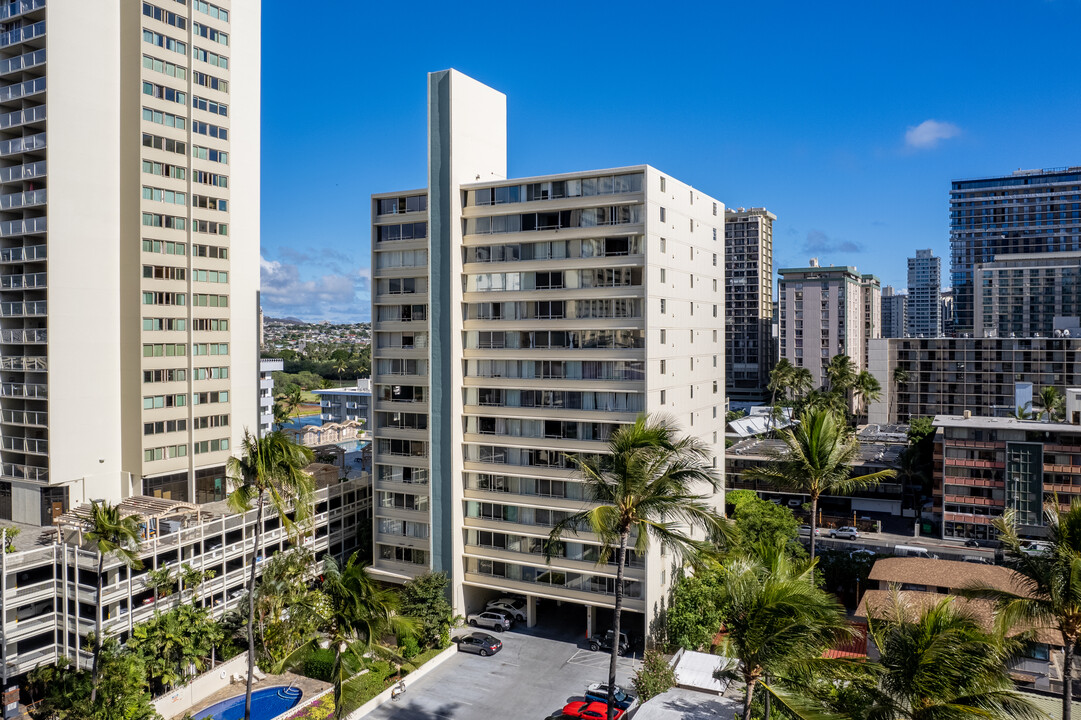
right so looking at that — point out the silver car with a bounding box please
[467,610,512,631]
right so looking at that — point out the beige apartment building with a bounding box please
[371,70,725,640]
[0,0,259,524]
[777,260,881,389]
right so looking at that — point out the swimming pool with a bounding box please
[335,439,370,453]
[193,686,303,720]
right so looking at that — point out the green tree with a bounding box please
[128,605,224,694]
[666,566,724,651]
[546,415,727,720]
[1014,401,1034,420]
[248,548,324,671]
[1040,385,1064,422]
[852,370,881,424]
[767,359,795,433]
[841,593,1042,720]
[83,501,143,703]
[725,489,759,514]
[714,541,850,720]
[320,553,415,720]
[790,367,814,401]
[745,408,896,561]
[29,642,158,720]
[824,354,856,395]
[964,501,1081,720]
[732,495,801,553]
[632,650,679,703]
[400,572,455,649]
[143,566,175,603]
[180,562,215,604]
[227,431,315,720]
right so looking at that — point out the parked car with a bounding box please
[1021,540,1052,556]
[454,632,502,656]
[798,525,819,537]
[467,610,512,631]
[787,499,803,508]
[588,629,630,655]
[562,701,624,720]
[585,683,637,710]
[485,597,526,621]
[830,526,860,540]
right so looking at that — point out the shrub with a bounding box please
[399,635,420,660]
[632,649,678,703]
[302,648,335,682]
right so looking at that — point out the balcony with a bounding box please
[0,328,45,343]
[0,47,45,76]
[0,0,46,21]
[0,160,45,185]
[0,271,45,290]
[0,216,45,236]
[0,188,44,211]
[1,408,46,426]
[0,355,45,370]
[1,461,46,482]
[0,132,44,158]
[1,381,46,398]
[0,76,44,104]
[0,20,43,48]
[0,103,44,130]
[0,244,45,262]
[0,300,44,316]
[2,436,46,454]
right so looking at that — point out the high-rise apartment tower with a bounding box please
[724,207,774,406]
[880,285,907,338]
[906,249,941,338]
[0,0,259,524]
[370,70,724,638]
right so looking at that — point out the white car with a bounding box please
[830,526,860,540]
[798,525,820,537]
[485,598,526,622]
[467,610,512,632]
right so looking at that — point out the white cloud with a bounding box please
[904,119,961,150]
[260,256,370,322]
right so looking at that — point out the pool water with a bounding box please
[193,686,303,720]
[335,439,370,453]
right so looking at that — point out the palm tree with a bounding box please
[335,359,348,385]
[790,366,814,401]
[272,400,291,430]
[824,354,856,394]
[856,592,1042,720]
[1040,386,1063,422]
[1014,402,1034,420]
[320,552,415,720]
[965,501,1081,720]
[715,541,850,720]
[745,407,896,561]
[767,359,795,435]
[891,366,910,423]
[228,431,316,720]
[545,415,727,720]
[852,370,881,424]
[84,500,143,702]
[285,386,304,417]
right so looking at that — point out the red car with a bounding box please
[562,701,624,719]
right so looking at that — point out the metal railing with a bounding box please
[0,160,46,184]
[0,216,45,236]
[1,461,46,481]
[0,328,46,343]
[0,381,46,398]
[0,300,45,316]
[0,47,45,76]
[0,244,45,262]
[0,132,45,157]
[0,188,44,211]
[0,271,45,289]
[0,76,44,103]
[0,356,46,370]
[1,409,47,425]
[0,0,45,21]
[1,436,47,454]
[0,103,44,130]
[0,20,44,48]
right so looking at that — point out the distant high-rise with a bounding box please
[724,207,775,405]
[974,252,1081,337]
[950,166,1081,334]
[881,285,907,338]
[907,249,941,337]
[777,259,881,390]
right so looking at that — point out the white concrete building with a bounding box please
[258,358,282,436]
[371,70,725,640]
[313,379,372,428]
[0,0,259,521]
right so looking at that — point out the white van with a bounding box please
[893,545,937,559]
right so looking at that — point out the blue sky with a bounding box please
[259,0,1081,323]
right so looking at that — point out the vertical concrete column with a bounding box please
[527,595,537,628]
[586,605,596,639]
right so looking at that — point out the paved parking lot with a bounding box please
[362,620,641,720]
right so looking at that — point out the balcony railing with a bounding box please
[0,104,44,130]
[1,408,46,426]
[0,328,45,343]
[0,271,45,289]
[0,356,46,370]
[0,188,44,212]
[0,47,44,76]
[2,436,46,454]
[0,0,46,21]
[0,160,45,184]
[1,381,46,398]
[0,132,44,157]
[1,461,46,482]
[0,244,45,262]
[0,76,44,103]
[0,20,44,48]
[0,216,45,237]
[0,300,45,316]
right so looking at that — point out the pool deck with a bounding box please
[186,671,330,719]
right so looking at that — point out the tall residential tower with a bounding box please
[371,70,725,639]
[0,0,259,523]
[724,207,775,406]
[906,249,941,338]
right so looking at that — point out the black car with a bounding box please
[454,632,502,656]
[587,630,630,655]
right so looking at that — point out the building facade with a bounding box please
[0,0,259,523]
[973,252,1081,338]
[724,207,774,406]
[867,336,1081,424]
[258,358,281,436]
[314,379,373,428]
[950,166,1081,335]
[371,70,725,638]
[777,260,881,390]
[881,285,907,338]
[907,249,941,338]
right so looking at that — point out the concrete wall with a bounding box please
[153,652,251,719]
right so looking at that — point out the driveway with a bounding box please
[362,621,641,720]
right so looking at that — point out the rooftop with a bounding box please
[934,414,1081,432]
[632,687,741,720]
[727,436,903,466]
[867,557,1025,593]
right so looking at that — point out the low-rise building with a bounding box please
[857,557,1062,692]
[313,379,373,430]
[259,358,284,437]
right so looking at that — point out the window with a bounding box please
[192,194,227,211]
[713,202,717,216]
[144,419,187,435]
[192,343,229,356]
[659,237,666,252]
[143,394,186,409]
[660,390,666,405]
[142,185,186,205]
[193,244,227,259]
[142,213,185,230]
[660,177,666,192]
[690,218,694,232]
[193,0,229,21]
[143,54,186,79]
[659,268,666,283]
[659,299,666,314]
[192,95,227,116]
[192,170,228,187]
[143,239,186,255]
[192,145,227,164]
[143,369,186,383]
[713,304,718,317]
[193,318,228,331]
[142,343,186,358]
[713,381,718,394]
[193,46,228,68]
[192,71,228,93]
[660,360,666,375]
[143,133,185,155]
[659,207,666,223]
[142,291,186,306]
[193,294,228,307]
[143,3,186,29]
[192,269,228,283]
[143,29,186,55]
[142,81,186,105]
[713,228,717,242]
[142,107,186,130]
[712,253,717,266]
[659,329,666,344]
[193,413,229,429]
[193,22,228,45]
[193,390,229,404]
[194,438,230,454]
[192,119,227,140]
[193,219,228,235]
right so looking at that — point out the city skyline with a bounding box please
[258,0,1081,323]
